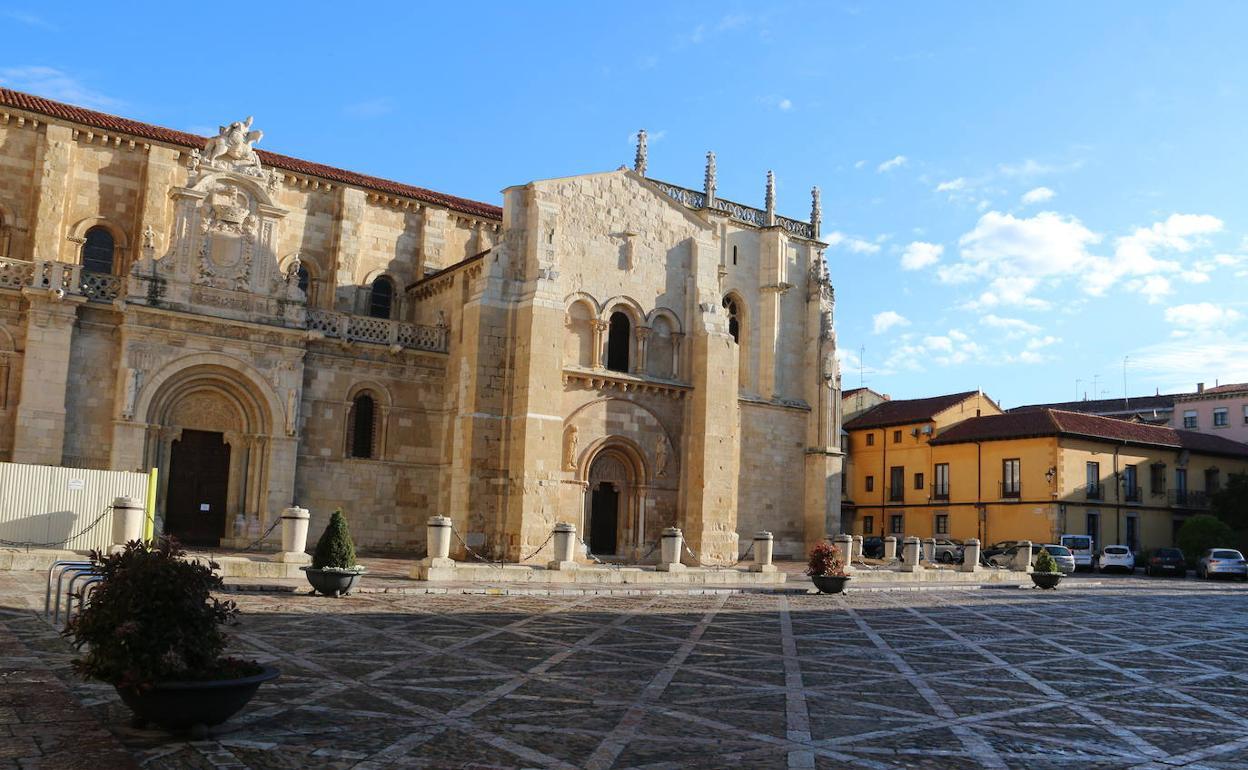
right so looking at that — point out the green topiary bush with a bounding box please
[1034,547,1059,574]
[312,508,359,571]
[1177,514,1235,564]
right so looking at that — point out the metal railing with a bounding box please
[1170,489,1210,509]
[999,482,1021,499]
[1080,483,1103,501]
[887,485,905,503]
[1123,485,1142,503]
[931,486,950,501]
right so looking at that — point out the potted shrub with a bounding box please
[300,508,366,596]
[1031,547,1063,589]
[64,538,278,735]
[806,542,852,594]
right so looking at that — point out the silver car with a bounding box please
[1035,544,1076,574]
[1196,548,1248,580]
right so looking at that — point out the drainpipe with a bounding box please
[880,430,887,537]
[976,440,984,543]
[1113,442,1122,547]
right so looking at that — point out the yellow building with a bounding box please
[845,394,1248,551]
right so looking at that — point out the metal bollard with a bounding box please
[751,531,776,573]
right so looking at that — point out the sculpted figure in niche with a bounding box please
[563,425,579,470]
[655,436,669,478]
[202,117,264,174]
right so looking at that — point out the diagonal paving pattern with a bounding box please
[5,572,1248,768]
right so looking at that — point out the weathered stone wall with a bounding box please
[738,401,808,557]
[0,297,24,460]
[60,306,119,470]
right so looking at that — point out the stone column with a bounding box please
[11,291,85,465]
[30,124,74,262]
[922,537,937,564]
[834,534,854,572]
[633,326,651,374]
[276,506,311,564]
[413,515,456,580]
[657,526,686,572]
[960,538,981,573]
[884,536,898,560]
[751,530,776,573]
[853,534,864,562]
[590,319,607,369]
[900,536,922,573]
[548,522,578,571]
[670,332,684,380]
[110,496,146,552]
[1012,540,1034,572]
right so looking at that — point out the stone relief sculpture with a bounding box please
[201,116,265,176]
[655,435,669,478]
[563,425,579,470]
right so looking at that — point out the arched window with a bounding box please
[723,295,741,344]
[347,393,377,459]
[0,211,9,257]
[296,265,310,296]
[296,264,320,307]
[368,276,395,319]
[81,226,116,274]
[606,311,631,372]
[565,301,594,367]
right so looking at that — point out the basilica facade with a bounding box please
[0,89,842,562]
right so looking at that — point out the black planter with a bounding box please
[811,574,852,594]
[301,566,365,596]
[1030,572,1063,590]
[116,665,279,734]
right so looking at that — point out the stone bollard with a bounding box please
[1012,540,1034,572]
[276,506,312,563]
[412,515,456,580]
[853,535,864,562]
[110,496,145,552]
[900,536,923,573]
[657,527,686,572]
[751,531,776,573]
[922,537,937,564]
[548,522,578,571]
[884,536,898,560]
[960,538,981,572]
[834,534,855,572]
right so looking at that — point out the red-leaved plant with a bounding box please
[63,537,259,691]
[805,542,848,577]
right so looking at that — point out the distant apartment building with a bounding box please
[1172,383,1248,443]
[844,390,1248,552]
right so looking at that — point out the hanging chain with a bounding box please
[681,539,755,570]
[578,536,623,570]
[0,505,113,550]
[237,516,284,552]
[451,526,505,569]
[517,531,556,563]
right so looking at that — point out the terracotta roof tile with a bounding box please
[930,408,1248,458]
[1009,394,1176,414]
[0,88,503,221]
[843,390,981,430]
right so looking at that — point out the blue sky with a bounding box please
[2,1,1245,407]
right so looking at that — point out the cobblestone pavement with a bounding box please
[5,572,1248,769]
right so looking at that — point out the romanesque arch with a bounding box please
[579,436,648,558]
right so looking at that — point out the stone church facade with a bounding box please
[0,89,842,562]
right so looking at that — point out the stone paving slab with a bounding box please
[6,570,1248,768]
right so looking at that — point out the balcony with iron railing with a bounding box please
[1169,490,1210,509]
[1123,485,1142,503]
[887,486,905,503]
[999,482,1021,500]
[1080,483,1104,501]
[931,485,950,502]
[0,257,449,353]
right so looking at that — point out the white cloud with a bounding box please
[1131,337,1248,391]
[900,241,943,270]
[853,160,866,169]
[998,158,1082,178]
[343,98,394,119]
[778,98,792,111]
[3,10,54,29]
[1163,302,1242,332]
[935,178,966,193]
[877,155,907,173]
[980,314,1041,338]
[1026,335,1061,350]
[1127,275,1172,304]
[0,66,119,110]
[1021,186,1055,205]
[824,231,881,254]
[873,310,910,334]
[627,129,666,145]
[1180,270,1211,284]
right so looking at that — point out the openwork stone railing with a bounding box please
[307,308,448,353]
[0,257,124,301]
[650,181,815,239]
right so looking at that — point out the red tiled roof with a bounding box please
[1009,393,1176,414]
[0,88,503,221]
[843,390,982,431]
[930,408,1248,458]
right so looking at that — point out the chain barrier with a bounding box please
[681,539,755,570]
[637,539,660,563]
[578,536,624,570]
[450,526,505,569]
[517,531,556,564]
[0,505,113,550]
[237,516,283,553]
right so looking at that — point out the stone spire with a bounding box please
[765,170,776,225]
[634,129,648,176]
[703,151,717,207]
[811,186,822,239]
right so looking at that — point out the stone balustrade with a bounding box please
[307,308,448,353]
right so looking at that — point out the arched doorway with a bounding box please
[587,452,630,555]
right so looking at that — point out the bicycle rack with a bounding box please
[46,561,98,627]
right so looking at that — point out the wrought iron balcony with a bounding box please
[1169,490,1209,509]
[887,486,905,503]
[1080,484,1104,501]
[1123,485,1142,503]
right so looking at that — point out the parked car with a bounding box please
[1096,545,1135,573]
[981,540,1021,563]
[985,543,1030,568]
[1035,545,1076,574]
[1145,547,1186,577]
[1060,534,1095,570]
[1196,549,1248,581]
[933,538,964,563]
[862,536,884,559]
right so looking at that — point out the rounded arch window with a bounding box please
[606,311,631,372]
[81,226,116,275]
[722,295,741,344]
[347,393,378,459]
[368,276,395,319]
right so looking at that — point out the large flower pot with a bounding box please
[1030,572,1063,590]
[117,665,279,734]
[300,566,366,596]
[811,574,852,594]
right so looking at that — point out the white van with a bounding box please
[1060,534,1094,570]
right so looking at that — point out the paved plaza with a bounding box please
[5,573,1248,769]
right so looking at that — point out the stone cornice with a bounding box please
[562,368,691,399]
